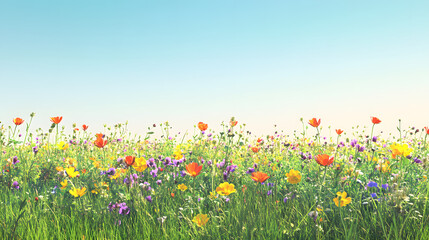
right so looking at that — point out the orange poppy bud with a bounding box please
[198,122,208,131]
[82,125,89,131]
[50,116,63,124]
[335,129,343,135]
[371,117,381,124]
[13,118,24,126]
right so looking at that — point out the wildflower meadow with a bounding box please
[2,114,429,239]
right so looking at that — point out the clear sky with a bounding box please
[1,1,428,138]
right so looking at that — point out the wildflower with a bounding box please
[50,116,63,124]
[185,162,203,177]
[251,146,259,153]
[57,141,69,150]
[390,143,413,158]
[216,182,237,196]
[12,156,19,165]
[198,122,208,131]
[192,214,209,228]
[370,193,378,198]
[65,167,79,178]
[209,191,217,199]
[335,129,343,135]
[286,169,302,184]
[371,117,381,124]
[425,127,429,135]
[308,118,321,128]
[333,191,352,207]
[177,184,188,191]
[250,172,270,183]
[12,181,19,189]
[60,179,68,190]
[13,118,24,126]
[315,154,334,166]
[69,187,86,197]
[124,156,135,166]
[382,184,389,190]
[82,124,88,131]
[367,181,378,188]
[145,195,153,203]
[230,120,238,127]
[94,134,107,148]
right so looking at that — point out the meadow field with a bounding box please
[1,115,429,239]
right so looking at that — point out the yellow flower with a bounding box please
[133,157,148,172]
[56,166,64,172]
[57,141,69,150]
[177,184,188,191]
[216,182,237,196]
[60,179,68,190]
[110,171,121,180]
[192,214,209,227]
[173,149,183,160]
[390,143,413,158]
[65,167,79,178]
[333,191,352,207]
[93,161,101,168]
[69,187,86,197]
[286,169,302,184]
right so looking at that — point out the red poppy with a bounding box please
[74,128,79,131]
[82,125,89,131]
[315,154,334,166]
[13,118,24,126]
[124,156,135,166]
[250,172,270,183]
[335,129,343,135]
[50,116,63,124]
[198,122,208,131]
[35,197,39,202]
[230,120,238,127]
[185,162,203,177]
[171,193,175,197]
[257,138,263,143]
[251,146,259,153]
[308,118,321,128]
[424,127,429,135]
[371,117,381,124]
[95,133,104,139]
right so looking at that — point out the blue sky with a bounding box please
[1,1,428,137]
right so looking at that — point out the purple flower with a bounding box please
[283,197,288,203]
[382,184,389,190]
[246,168,255,174]
[414,157,422,164]
[217,159,226,169]
[267,190,272,196]
[12,156,19,165]
[372,136,378,142]
[32,146,39,155]
[371,193,378,198]
[150,169,158,178]
[367,181,378,188]
[351,139,358,147]
[225,198,230,203]
[12,181,19,189]
[223,171,228,181]
[145,195,152,203]
[106,168,116,176]
[156,180,162,185]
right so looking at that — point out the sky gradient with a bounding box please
[1,1,428,138]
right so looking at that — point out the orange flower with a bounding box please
[371,117,381,124]
[74,128,79,131]
[198,122,208,131]
[335,129,343,135]
[315,154,334,166]
[251,146,259,153]
[82,125,88,131]
[230,120,238,127]
[308,118,321,128]
[171,193,175,197]
[185,162,203,177]
[250,172,270,183]
[424,127,429,135]
[50,116,63,124]
[94,134,107,148]
[125,156,135,166]
[13,118,24,126]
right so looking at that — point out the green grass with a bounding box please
[1,118,429,239]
